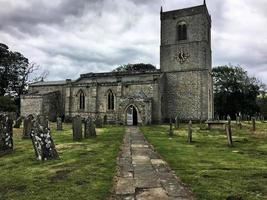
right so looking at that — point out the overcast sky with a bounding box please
[0,0,266,83]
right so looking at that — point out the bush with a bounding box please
[0,96,17,112]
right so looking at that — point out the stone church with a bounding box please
[21,2,214,125]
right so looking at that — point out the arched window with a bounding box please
[177,22,187,41]
[107,90,114,110]
[79,90,85,110]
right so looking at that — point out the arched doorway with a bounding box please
[126,105,138,126]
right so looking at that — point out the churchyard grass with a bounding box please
[0,123,124,200]
[141,122,267,200]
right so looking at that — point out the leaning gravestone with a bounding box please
[187,120,192,143]
[13,116,23,128]
[84,117,96,138]
[22,115,34,139]
[0,115,13,152]
[56,117,62,131]
[30,119,59,160]
[72,116,83,141]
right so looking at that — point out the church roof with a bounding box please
[30,80,67,86]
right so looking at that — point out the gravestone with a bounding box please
[56,117,62,131]
[260,115,265,123]
[169,118,173,137]
[103,115,108,125]
[237,116,242,129]
[72,116,83,141]
[252,117,256,131]
[175,115,179,129]
[84,117,96,138]
[37,115,49,128]
[22,115,34,139]
[0,115,13,152]
[187,120,192,143]
[95,115,103,128]
[226,115,233,146]
[13,116,23,128]
[30,119,59,160]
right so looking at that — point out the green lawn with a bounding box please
[0,124,124,200]
[141,122,267,200]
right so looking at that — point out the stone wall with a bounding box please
[160,4,213,120]
[21,95,43,117]
[20,91,62,121]
[65,72,161,124]
[22,4,214,123]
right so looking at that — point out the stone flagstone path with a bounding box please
[111,126,194,200]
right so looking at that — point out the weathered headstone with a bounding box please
[260,115,265,123]
[226,115,233,146]
[37,115,49,129]
[56,117,62,131]
[103,115,108,125]
[252,117,256,131]
[169,118,173,137]
[0,115,13,152]
[95,115,103,128]
[30,119,59,160]
[187,120,192,143]
[84,117,96,138]
[239,112,242,121]
[175,115,179,129]
[22,115,34,139]
[237,116,242,129]
[13,116,23,128]
[72,116,83,141]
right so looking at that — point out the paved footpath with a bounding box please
[110,126,194,200]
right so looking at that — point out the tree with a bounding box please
[0,96,17,112]
[257,86,267,118]
[112,63,157,72]
[212,65,264,118]
[0,43,48,113]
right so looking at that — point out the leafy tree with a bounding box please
[113,63,157,72]
[0,43,48,113]
[212,65,264,118]
[0,96,17,112]
[257,87,267,118]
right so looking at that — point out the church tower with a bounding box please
[160,3,213,120]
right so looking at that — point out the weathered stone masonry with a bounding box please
[21,3,214,124]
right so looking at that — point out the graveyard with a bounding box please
[141,121,267,200]
[0,123,124,200]
[0,116,266,200]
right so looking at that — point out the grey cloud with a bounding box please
[0,0,267,84]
